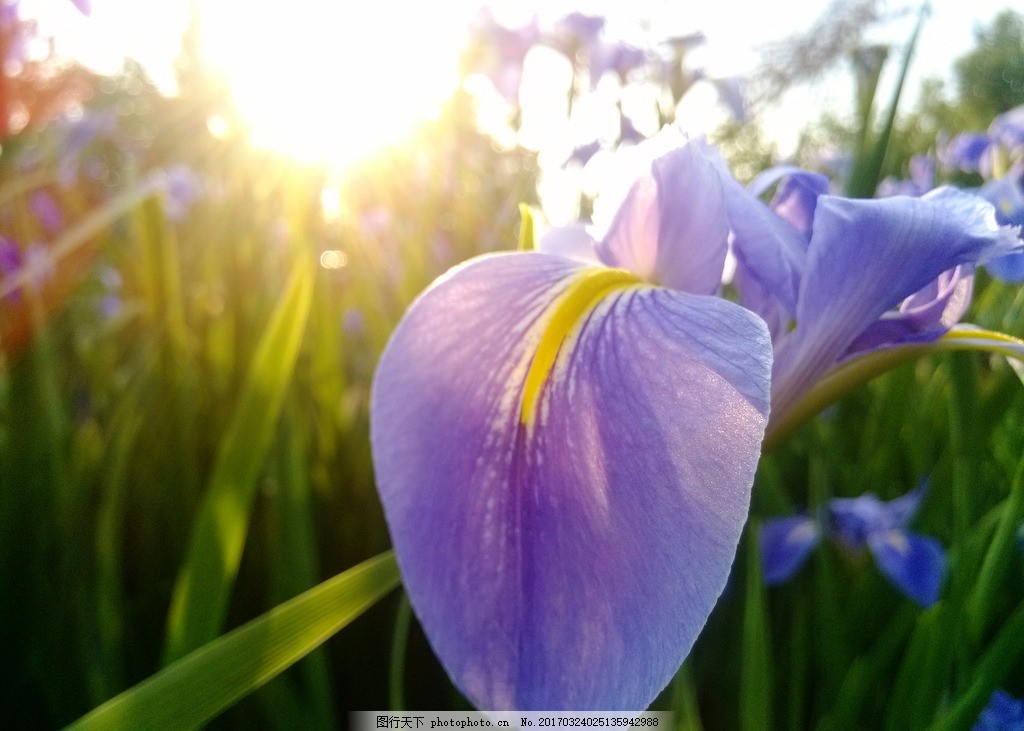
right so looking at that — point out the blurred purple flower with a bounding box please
[878,155,936,198]
[342,307,365,338]
[1,239,52,302]
[56,111,118,187]
[567,139,600,166]
[978,174,1024,282]
[152,164,202,221]
[0,235,22,301]
[762,481,947,606]
[548,12,605,57]
[618,113,645,145]
[468,9,539,104]
[989,105,1024,152]
[942,132,993,174]
[29,190,63,235]
[974,689,1024,731]
[760,515,820,585]
[96,264,122,319]
[67,0,90,15]
[708,77,747,122]
[589,40,646,86]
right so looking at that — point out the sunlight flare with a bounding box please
[200,1,472,170]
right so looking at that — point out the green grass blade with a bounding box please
[883,603,955,731]
[740,525,774,731]
[670,664,704,731]
[966,455,1024,642]
[518,203,536,251]
[163,260,315,664]
[389,592,413,711]
[844,3,929,198]
[932,600,1024,731]
[67,551,399,731]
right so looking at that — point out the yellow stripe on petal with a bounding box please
[520,268,644,426]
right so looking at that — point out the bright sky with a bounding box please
[21,0,1018,160]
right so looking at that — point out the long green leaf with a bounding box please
[67,551,399,731]
[163,260,315,664]
[932,600,1024,731]
[740,525,773,731]
[844,3,929,198]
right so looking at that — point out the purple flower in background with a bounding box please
[29,190,63,235]
[988,105,1024,153]
[548,12,605,57]
[372,133,773,710]
[0,238,52,302]
[830,482,946,606]
[0,235,22,302]
[760,514,820,585]
[371,129,1019,711]
[708,77,747,122]
[761,481,947,606]
[589,40,646,86]
[56,111,118,187]
[152,164,202,221]
[468,9,539,104]
[618,113,645,145]
[878,154,935,198]
[942,132,993,174]
[567,139,601,167]
[68,0,90,15]
[974,689,1024,730]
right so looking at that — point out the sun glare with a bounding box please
[198,1,473,171]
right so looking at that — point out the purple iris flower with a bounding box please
[761,481,947,607]
[727,156,1019,432]
[371,130,1016,711]
[974,689,1024,730]
[942,132,994,174]
[372,134,773,710]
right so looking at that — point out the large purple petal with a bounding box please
[596,141,729,294]
[772,187,1015,416]
[371,252,771,710]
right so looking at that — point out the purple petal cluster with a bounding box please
[725,159,1018,427]
[761,481,947,606]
